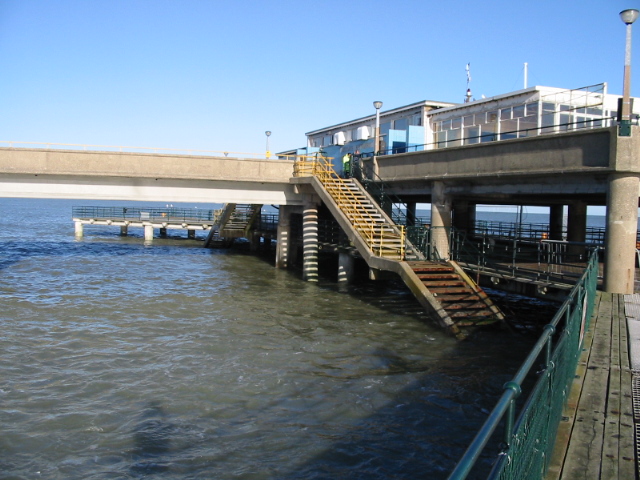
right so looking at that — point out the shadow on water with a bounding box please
[129,402,174,475]
[276,331,529,480]
[207,251,548,478]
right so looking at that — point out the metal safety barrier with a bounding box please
[448,248,599,479]
[72,206,218,223]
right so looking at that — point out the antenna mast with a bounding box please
[465,63,472,103]
[524,62,528,88]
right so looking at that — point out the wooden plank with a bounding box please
[589,292,613,368]
[560,365,609,479]
[601,294,621,479]
[560,293,611,480]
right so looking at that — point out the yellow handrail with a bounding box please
[293,154,405,259]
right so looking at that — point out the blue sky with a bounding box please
[0,0,638,155]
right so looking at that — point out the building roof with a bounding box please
[304,100,456,136]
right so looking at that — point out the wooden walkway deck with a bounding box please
[546,292,637,480]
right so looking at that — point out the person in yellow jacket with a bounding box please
[342,153,351,178]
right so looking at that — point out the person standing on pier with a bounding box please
[342,153,352,178]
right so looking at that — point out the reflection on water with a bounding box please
[0,199,541,479]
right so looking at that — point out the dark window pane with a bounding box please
[394,118,408,130]
[513,105,525,118]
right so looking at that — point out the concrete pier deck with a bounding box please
[546,292,638,480]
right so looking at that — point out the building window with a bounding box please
[480,122,498,143]
[380,122,391,138]
[512,105,525,118]
[466,126,480,144]
[394,118,409,130]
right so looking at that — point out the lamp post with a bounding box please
[373,101,383,155]
[620,8,639,136]
[265,130,272,158]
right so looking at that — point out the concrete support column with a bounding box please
[276,205,293,269]
[567,201,588,262]
[452,200,476,235]
[302,203,319,282]
[338,252,355,283]
[188,230,196,239]
[120,225,128,236]
[549,205,564,240]
[250,233,261,252]
[144,225,154,242]
[430,181,452,260]
[567,201,587,243]
[604,173,639,293]
[406,202,417,227]
[74,221,83,238]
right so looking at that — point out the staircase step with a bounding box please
[434,293,482,302]
[421,280,467,288]
[430,287,475,294]
[416,273,460,280]
[439,301,491,310]
[411,266,455,273]
[448,309,495,318]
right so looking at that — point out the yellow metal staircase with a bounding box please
[293,154,505,338]
[294,155,406,260]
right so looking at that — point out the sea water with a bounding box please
[0,198,559,479]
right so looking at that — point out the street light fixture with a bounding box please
[373,101,383,155]
[619,9,639,136]
[265,130,272,158]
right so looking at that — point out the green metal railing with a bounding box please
[448,248,599,479]
[404,225,595,284]
[474,220,608,245]
[72,206,218,222]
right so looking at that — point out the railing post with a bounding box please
[543,324,556,367]
[502,381,522,449]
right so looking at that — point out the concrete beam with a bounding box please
[0,148,296,183]
[377,128,612,182]
[0,174,303,205]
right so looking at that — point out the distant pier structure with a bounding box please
[72,206,218,241]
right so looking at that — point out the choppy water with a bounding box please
[0,199,542,479]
